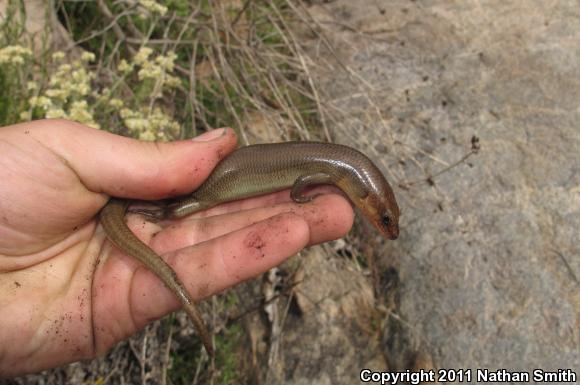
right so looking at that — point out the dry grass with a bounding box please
[67,0,329,143]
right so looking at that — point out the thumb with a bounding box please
[36,119,238,200]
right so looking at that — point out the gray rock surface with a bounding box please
[278,0,578,382]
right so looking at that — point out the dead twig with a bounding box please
[398,136,481,189]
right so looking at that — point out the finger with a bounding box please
[15,119,238,200]
[129,212,310,322]
[148,193,354,253]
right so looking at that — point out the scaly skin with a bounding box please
[100,141,400,356]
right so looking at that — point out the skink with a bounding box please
[100,141,400,356]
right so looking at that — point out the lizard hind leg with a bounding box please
[127,202,167,220]
[128,198,208,220]
[165,198,208,218]
[291,173,333,203]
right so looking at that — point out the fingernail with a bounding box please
[192,128,228,142]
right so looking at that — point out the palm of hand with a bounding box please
[0,121,354,377]
[0,128,105,372]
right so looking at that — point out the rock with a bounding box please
[267,247,387,384]
[282,0,579,381]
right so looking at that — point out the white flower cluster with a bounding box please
[113,46,182,139]
[26,51,100,128]
[15,42,183,139]
[138,0,168,16]
[133,47,181,88]
[0,45,32,65]
[120,107,180,141]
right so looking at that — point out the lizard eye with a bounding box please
[381,215,390,228]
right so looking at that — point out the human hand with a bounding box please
[0,119,354,376]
